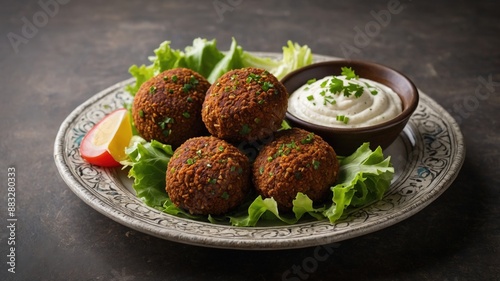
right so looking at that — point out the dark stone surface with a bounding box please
[0,0,498,280]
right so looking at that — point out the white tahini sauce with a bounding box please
[288,75,403,128]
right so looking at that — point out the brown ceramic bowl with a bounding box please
[282,60,419,156]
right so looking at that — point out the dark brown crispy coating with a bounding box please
[201,67,288,143]
[132,68,211,148]
[252,128,339,211]
[166,136,251,215]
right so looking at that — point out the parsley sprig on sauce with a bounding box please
[304,67,380,124]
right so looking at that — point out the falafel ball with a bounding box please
[201,67,288,143]
[132,68,211,147]
[252,128,339,211]
[166,136,251,215]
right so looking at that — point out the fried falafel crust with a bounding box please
[166,136,251,215]
[201,67,288,143]
[252,128,339,211]
[132,68,211,148]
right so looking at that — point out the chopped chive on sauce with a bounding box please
[306,78,317,85]
[336,115,349,124]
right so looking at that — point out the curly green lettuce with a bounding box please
[125,37,313,95]
[230,143,394,226]
[121,137,173,207]
[124,138,394,226]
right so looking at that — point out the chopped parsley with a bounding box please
[182,75,200,93]
[162,129,171,137]
[261,81,274,91]
[246,72,275,92]
[341,66,359,80]
[312,159,320,170]
[301,133,315,144]
[305,67,370,106]
[246,73,261,83]
[182,84,193,93]
[239,124,251,135]
[306,78,317,85]
[158,117,174,129]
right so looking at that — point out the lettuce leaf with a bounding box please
[125,64,155,97]
[124,137,393,227]
[206,38,244,83]
[230,143,394,226]
[323,143,394,222]
[122,137,174,207]
[182,38,225,78]
[241,40,313,79]
[125,37,312,95]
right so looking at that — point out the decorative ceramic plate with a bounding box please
[54,53,465,250]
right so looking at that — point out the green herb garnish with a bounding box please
[261,81,274,91]
[341,66,359,80]
[306,78,317,85]
[239,124,251,135]
[301,133,315,144]
[158,117,174,129]
[336,115,349,124]
[312,159,320,170]
[149,85,157,94]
